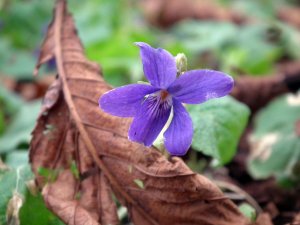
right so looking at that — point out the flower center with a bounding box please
[160,90,169,101]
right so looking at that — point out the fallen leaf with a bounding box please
[30,0,251,224]
[253,213,273,225]
[292,212,300,224]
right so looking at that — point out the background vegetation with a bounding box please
[1,0,300,224]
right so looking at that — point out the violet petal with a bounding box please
[128,94,172,146]
[99,84,159,117]
[164,99,193,155]
[168,70,234,104]
[135,42,177,89]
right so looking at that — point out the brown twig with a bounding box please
[215,180,263,214]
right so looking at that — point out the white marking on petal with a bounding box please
[153,107,174,150]
[205,92,219,100]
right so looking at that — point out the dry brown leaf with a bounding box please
[30,0,251,224]
[253,213,273,225]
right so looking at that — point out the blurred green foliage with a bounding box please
[0,164,64,225]
[172,21,300,76]
[248,94,300,187]
[0,165,32,224]
[1,0,300,82]
[0,0,53,79]
[0,99,40,154]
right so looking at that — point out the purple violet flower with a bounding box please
[99,42,234,155]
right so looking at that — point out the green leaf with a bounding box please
[70,161,80,180]
[19,191,65,225]
[0,100,41,154]
[37,167,61,183]
[188,96,250,165]
[239,203,256,222]
[248,94,300,185]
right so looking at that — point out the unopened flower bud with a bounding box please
[175,53,187,75]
